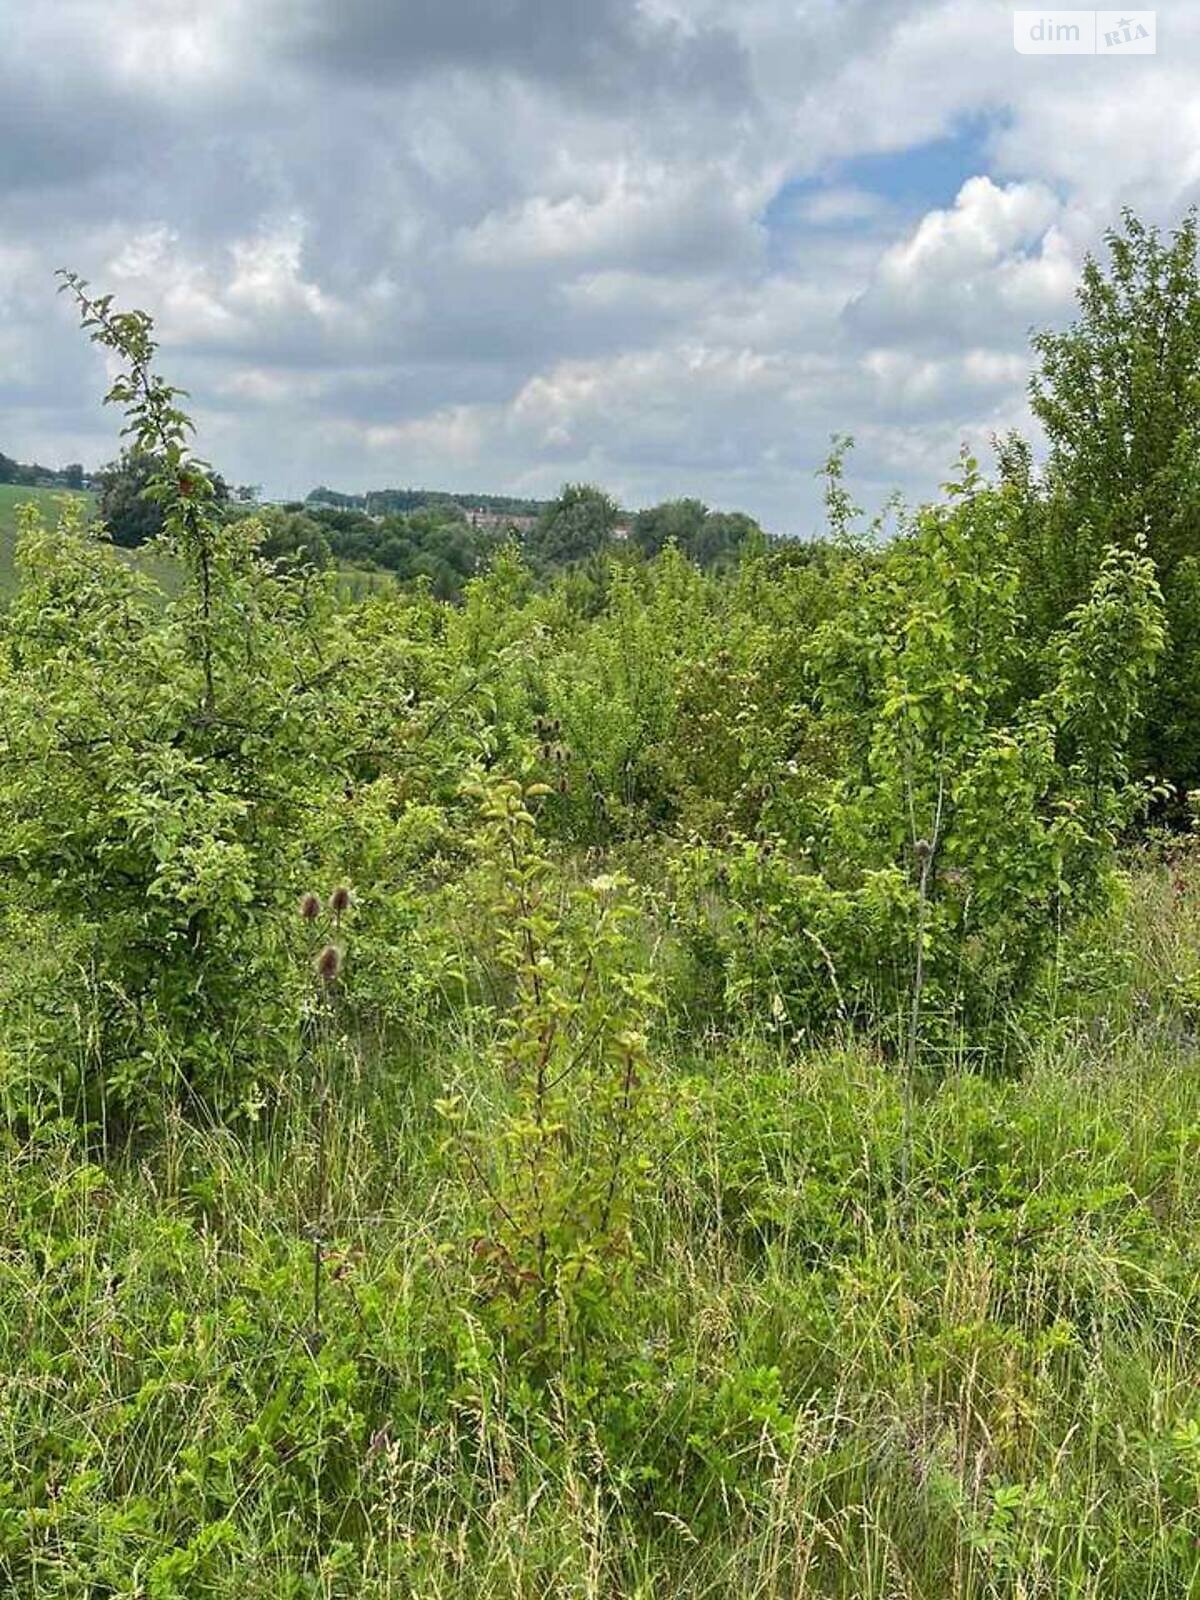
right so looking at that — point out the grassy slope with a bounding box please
[0,484,95,594]
[0,486,390,603]
[3,855,1200,1596]
[0,483,186,599]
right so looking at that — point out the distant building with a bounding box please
[465,508,539,535]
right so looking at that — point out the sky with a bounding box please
[1,0,1195,534]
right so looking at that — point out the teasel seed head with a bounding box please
[329,884,352,917]
[315,944,343,984]
[299,891,321,923]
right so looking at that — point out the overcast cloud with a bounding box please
[1,0,1194,531]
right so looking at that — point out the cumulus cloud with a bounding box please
[1,0,1199,526]
[847,176,1077,344]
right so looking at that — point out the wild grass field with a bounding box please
[4,855,1200,1597]
[5,224,1200,1597]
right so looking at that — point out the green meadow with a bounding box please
[6,216,1200,1597]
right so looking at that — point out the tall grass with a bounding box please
[4,853,1200,1596]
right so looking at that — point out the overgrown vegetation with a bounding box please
[2,216,1200,1596]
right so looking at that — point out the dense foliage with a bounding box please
[631,496,763,567]
[306,501,501,597]
[99,448,230,547]
[3,223,1200,1596]
[1015,208,1200,801]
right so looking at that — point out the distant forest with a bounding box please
[0,451,89,489]
[305,484,550,518]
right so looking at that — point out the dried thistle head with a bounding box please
[315,944,343,984]
[329,885,352,917]
[299,891,321,923]
[913,839,933,862]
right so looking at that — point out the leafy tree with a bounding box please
[1026,209,1200,794]
[305,485,364,510]
[440,775,659,1364]
[632,498,764,569]
[632,497,710,558]
[528,483,620,567]
[677,455,1164,1053]
[693,510,762,568]
[98,450,168,546]
[0,276,343,1122]
[254,506,332,570]
[1031,210,1200,574]
[99,448,229,547]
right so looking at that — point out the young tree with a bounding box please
[1032,209,1200,575]
[0,276,342,1122]
[1026,209,1200,795]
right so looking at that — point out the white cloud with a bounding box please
[456,162,770,272]
[366,405,488,460]
[850,177,1071,333]
[4,0,1200,528]
[798,186,888,226]
[227,219,336,320]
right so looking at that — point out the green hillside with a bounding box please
[0,483,95,595]
[0,483,186,599]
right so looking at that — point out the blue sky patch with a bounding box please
[762,112,1009,265]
